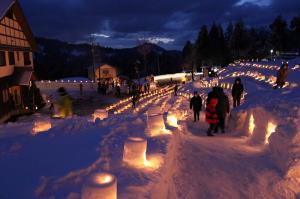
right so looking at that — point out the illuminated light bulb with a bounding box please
[32,119,52,134]
[265,122,277,144]
[82,173,117,199]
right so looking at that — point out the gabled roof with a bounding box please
[0,0,37,51]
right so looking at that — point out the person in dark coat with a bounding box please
[215,87,230,133]
[190,91,202,122]
[274,63,288,89]
[132,94,138,108]
[206,97,218,136]
[232,77,244,108]
[174,84,178,96]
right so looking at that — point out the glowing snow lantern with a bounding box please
[147,107,168,137]
[248,114,255,135]
[167,112,178,127]
[123,137,147,168]
[81,172,117,199]
[32,119,52,134]
[93,109,108,121]
[265,121,277,144]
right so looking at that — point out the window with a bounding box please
[8,52,15,65]
[23,52,31,65]
[0,51,6,66]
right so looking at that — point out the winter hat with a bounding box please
[234,77,241,83]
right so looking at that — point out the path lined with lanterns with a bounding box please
[2,59,300,199]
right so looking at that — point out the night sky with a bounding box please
[20,0,300,50]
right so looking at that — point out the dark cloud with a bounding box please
[19,0,300,50]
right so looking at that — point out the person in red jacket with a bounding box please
[206,97,219,136]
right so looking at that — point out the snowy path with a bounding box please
[170,133,295,199]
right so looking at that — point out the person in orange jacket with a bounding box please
[206,97,219,136]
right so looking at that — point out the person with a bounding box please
[174,84,178,96]
[132,94,138,108]
[274,63,288,89]
[190,91,202,122]
[57,87,73,118]
[215,87,230,133]
[232,77,244,108]
[206,87,219,105]
[205,97,218,136]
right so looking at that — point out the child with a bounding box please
[206,97,219,136]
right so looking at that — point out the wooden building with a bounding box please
[89,64,118,81]
[0,0,38,123]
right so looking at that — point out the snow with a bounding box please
[1,58,300,198]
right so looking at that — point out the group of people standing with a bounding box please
[190,77,244,136]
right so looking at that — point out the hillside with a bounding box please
[34,38,183,80]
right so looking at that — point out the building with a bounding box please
[0,0,39,123]
[89,64,118,82]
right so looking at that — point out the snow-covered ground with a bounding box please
[1,58,300,199]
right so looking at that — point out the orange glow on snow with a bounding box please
[32,120,52,134]
[248,114,255,135]
[94,173,114,185]
[167,114,178,127]
[265,122,277,144]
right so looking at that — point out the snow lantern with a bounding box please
[123,137,148,168]
[265,121,277,144]
[32,119,52,134]
[167,111,178,127]
[93,109,108,121]
[147,114,168,137]
[147,107,169,137]
[248,114,255,135]
[81,172,117,199]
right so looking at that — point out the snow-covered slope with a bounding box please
[1,58,300,199]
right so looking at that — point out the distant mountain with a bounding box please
[34,37,183,80]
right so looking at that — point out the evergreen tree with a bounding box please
[290,15,300,53]
[195,25,209,67]
[225,22,234,43]
[218,25,232,66]
[230,20,249,59]
[269,16,289,52]
[182,41,194,70]
[208,23,222,65]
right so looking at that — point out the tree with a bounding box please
[182,41,194,70]
[225,22,234,43]
[137,39,152,75]
[208,23,221,65]
[291,15,300,53]
[230,20,249,59]
[269,16,289,52]
[195,25,209,67]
